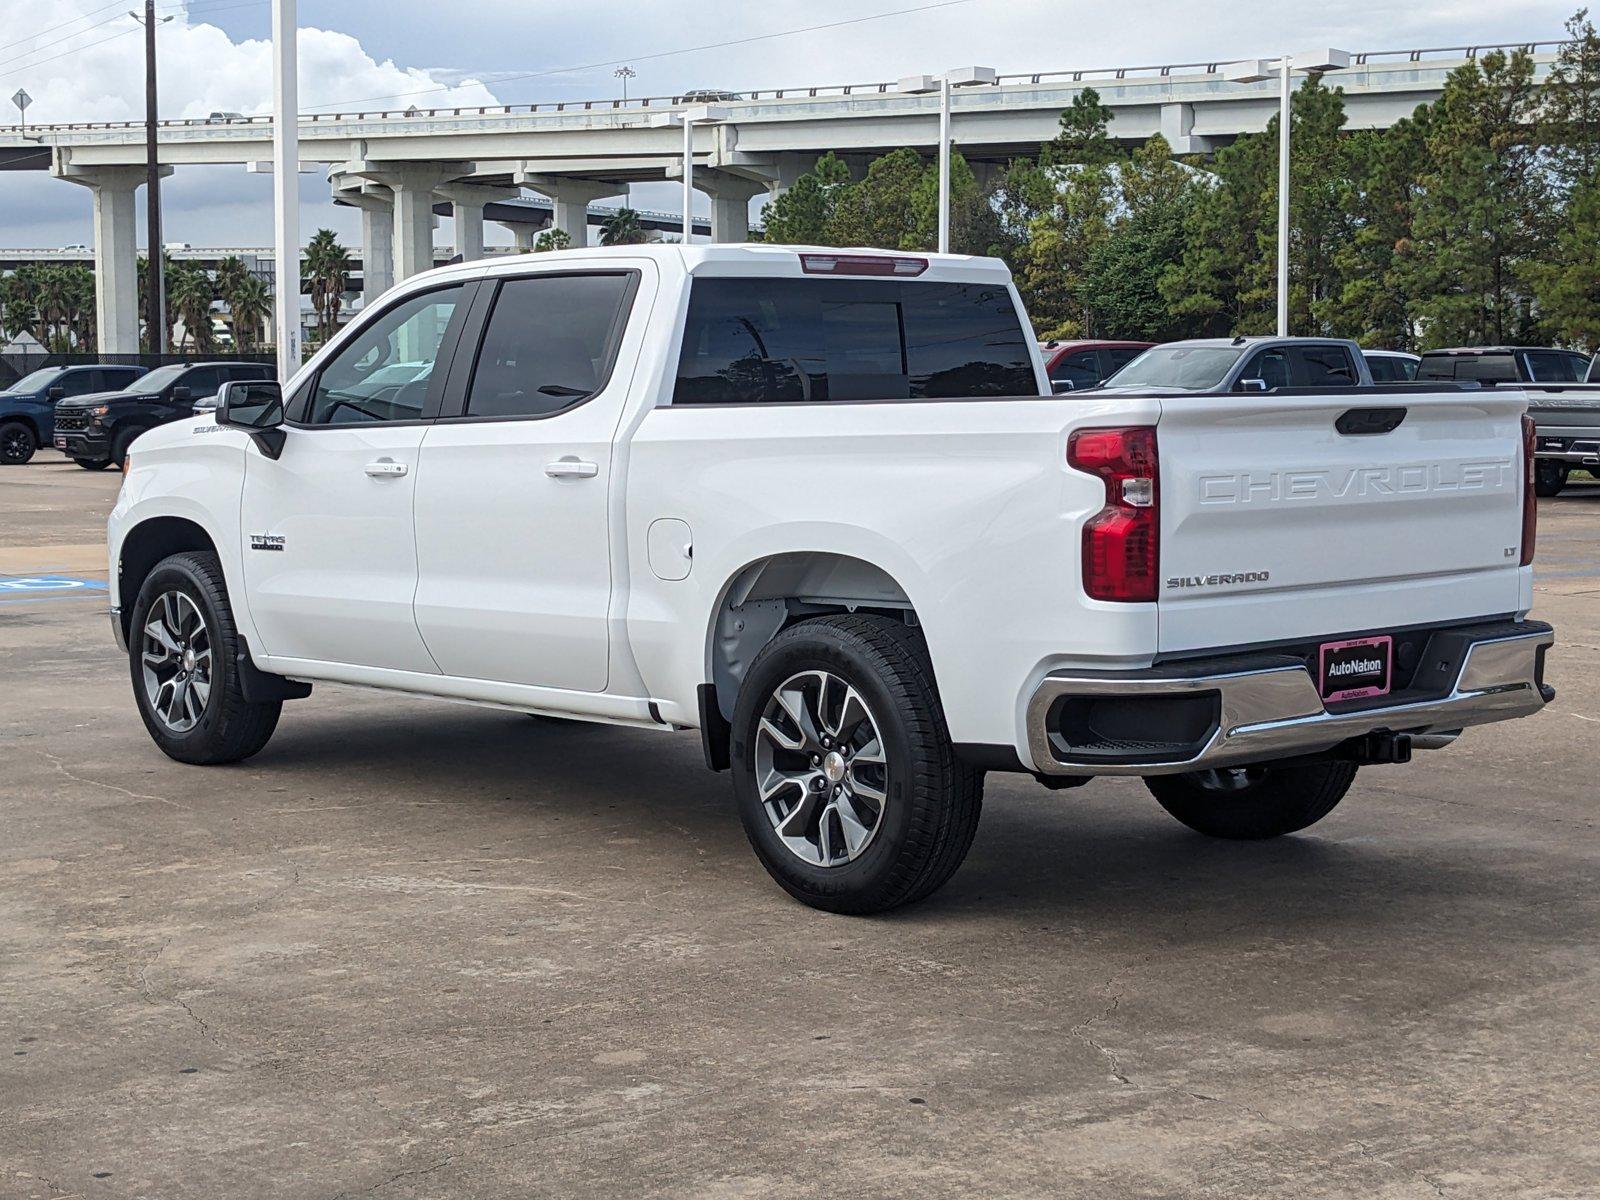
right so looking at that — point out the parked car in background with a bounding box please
[0,364,147,465]
[105,246,1553,914]
[1101,337,1374,392]
[1418,347,1600,495]
[1039,339,1154,391]
[53,361,275,470]
[1363,349,1420,382]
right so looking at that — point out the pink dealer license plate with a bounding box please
[1318,635,1393,703]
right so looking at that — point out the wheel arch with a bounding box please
[116,516,220,642]
[1,412,41,441]
[703,551,921,730]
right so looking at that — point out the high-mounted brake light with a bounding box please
[798,253,928,277]
[1068,426,1159,602]
[1521,412,1537,566]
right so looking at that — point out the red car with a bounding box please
[1039,340,1155,391]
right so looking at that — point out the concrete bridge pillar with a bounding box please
[331,173,395,303]
[691,170,769,243]
[497,219,552,252]
[1159,102,1215,155]
[436,182,518,261]
[343,162,470,282]
[53,160,170,354]
[515,173,625,248]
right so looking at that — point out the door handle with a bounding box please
[365,459,408,478]
[545,458,599,479]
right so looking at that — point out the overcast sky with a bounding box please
[0,0,1582,251]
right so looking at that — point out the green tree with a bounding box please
[1081,137,1205,340]
[532,227,572,252]
[303,229,352,342]
[167,263,217,352]
[599,208,647,246]
[227,272,271,352]
[1400,49,1548,347]
[823,147,928,248]
[0,270,39,342]
[1531,14,1600,348]
[759,152,853,243]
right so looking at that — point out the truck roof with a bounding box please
[456,243,1016,285]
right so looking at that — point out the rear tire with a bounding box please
[1144,762,1358,840]
[73,457,112,471]
[1534,460,1569,498]
[0,421,36,465]
[129,550,281,765]
[731,613,983,915]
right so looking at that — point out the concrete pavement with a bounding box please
[2,459,1597,1199]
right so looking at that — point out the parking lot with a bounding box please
[1,458,1596,1199]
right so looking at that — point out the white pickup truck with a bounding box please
[108,245,1555,913]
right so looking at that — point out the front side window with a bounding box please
[1241,349,1290,389]
[308,285,465,425]
[59,371,100,397]
[673,278,1036,404]
[464,274,634,419]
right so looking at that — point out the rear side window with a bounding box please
[673,278,1036,404]
[1522,350,1580,382]
[1290,346,1358,387]
[1421,354,1518,383]
[464,273,635,419]
[1050,351,1101,388]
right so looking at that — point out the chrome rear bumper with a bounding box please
[1027,623,1554,776]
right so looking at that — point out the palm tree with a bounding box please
[303,229,352,341]
[227,273,271,351]
[599,208,647,246]
[63,265,95,351]
[36,266,73,350]
[2,268,41,343]
[168,265,216,352]
[533,228,572,253]
[214,255,251,345]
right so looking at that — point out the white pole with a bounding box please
[1276,55,1292,338]
[682,117,693,243]
[272,0,300,379]
[937,76,951,254]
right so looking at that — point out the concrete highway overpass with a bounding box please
[0,42,1565,352]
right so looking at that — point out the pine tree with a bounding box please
[760,152,852,244]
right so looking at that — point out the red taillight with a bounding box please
[1521,412,1537,566]
[1069,426,1159,602]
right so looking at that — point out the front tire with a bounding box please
[731,614,982,915]
[1534,460,1569,498]
[73,457,112,471]
[1144,762,1358,840]
[129,550,281,765]
[0,420,36,465]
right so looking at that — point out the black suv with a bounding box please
[1,364,147,465]
[53,361,275,469]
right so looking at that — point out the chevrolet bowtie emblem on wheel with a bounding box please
[249,534,286,552]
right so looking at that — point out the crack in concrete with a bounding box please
[1349,1138,1449,1198]
[132,938,227,1053]
[34,748,192,810]
[1069,962,1140,1086]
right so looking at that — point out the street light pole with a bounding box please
[1224,49,1349,337]
[271,0,300,379]
[937,76,951,254]
[1277,55,1292,338]
[682,115,694,242]
[137,1,168,354]
[898,66,996,255]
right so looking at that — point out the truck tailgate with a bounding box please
[1156,390,1527,653]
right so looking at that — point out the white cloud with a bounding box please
[1,0,500,124]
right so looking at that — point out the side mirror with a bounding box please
[1237,377,1269,393]
[217,380,286,458]
[47,385,65,400]
[1052,379,1076,394]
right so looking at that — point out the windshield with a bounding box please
[5,368,61,394]
[1103,346,1244,391]
[126,364,186,391]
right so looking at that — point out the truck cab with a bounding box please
[0,364,146,465]
[1101,337,1374,393]
[54,360,275,469]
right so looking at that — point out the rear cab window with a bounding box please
[672,277,1037,404]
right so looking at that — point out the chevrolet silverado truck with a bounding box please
[54,360,275,470]
[1418,347,1600,496]
[106,246,1555,914]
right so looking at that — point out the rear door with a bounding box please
[1156,389,1528,652]
[411,265,649,692]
